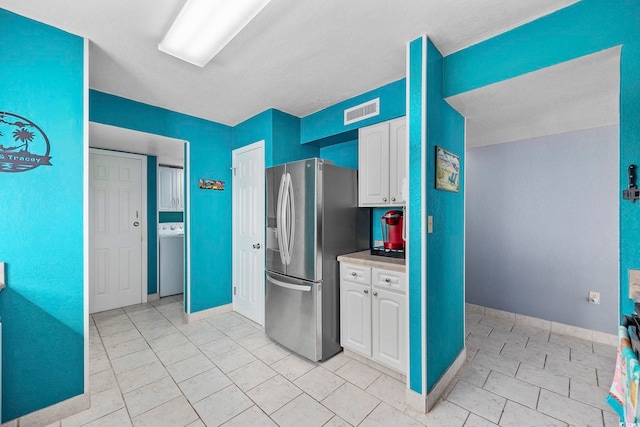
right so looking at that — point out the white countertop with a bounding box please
[337,250,406,273]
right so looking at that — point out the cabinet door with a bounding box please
[358,122,390,206]
[158,167,175,211]
[372,288,406,373]
[340,280,372,357]
[389,117,407,205]
[175,169,184,211]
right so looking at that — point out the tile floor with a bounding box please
[45,296,618,426]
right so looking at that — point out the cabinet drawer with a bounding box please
[372,268,406,293]
[340,263,371,284]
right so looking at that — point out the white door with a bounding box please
[90,149,146,313]
[232,141,265,325]
[341,281,372,357]
[372,287,406,373]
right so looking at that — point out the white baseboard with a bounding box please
[6,392,90,427]
[183,303,232,323]
[405,348,466,413]
[466,303,617,346]
[343,349,406,383]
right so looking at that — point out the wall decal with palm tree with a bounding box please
[0,112,52,173]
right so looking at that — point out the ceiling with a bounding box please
[0,0,579,127]
[446,46,621,147]
[90,122,185,167]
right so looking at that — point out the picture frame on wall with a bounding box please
[435,146,460,192]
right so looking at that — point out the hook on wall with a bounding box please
[623,165,640,203]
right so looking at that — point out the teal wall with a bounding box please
[159,212,184,223]
[300,79,406,144]
[233,109,318,167]
[319,140,358,169]
[147,156,158,295]
[405,36,466,395]
[0,9,85,421]
[90,90,234,313]
[424,39,465,391]
[272,109,319,164]
[444,0,640,319]
[233,109,274,164]
[407,37,425,394]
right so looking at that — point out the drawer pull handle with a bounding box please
[373,292,378,296]
[363,289,369,294]
[351,272,357,276]
[385,278,391,283]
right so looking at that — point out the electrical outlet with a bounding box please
[630,270,640,301]
[588,291,600,304]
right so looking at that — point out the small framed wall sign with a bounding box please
[199,179,225,190]
[435,146,460,192]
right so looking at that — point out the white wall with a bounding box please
[465,125,619,333]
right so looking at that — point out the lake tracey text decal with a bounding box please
[0,112,52,173]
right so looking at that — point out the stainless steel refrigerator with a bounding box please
[265,158,369,361]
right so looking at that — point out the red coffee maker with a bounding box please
[381,210,405,250]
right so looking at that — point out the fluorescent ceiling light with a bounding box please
[159,0,272,67]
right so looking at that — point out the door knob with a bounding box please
[391,197,396,202]
[133,221,140,227]
[383,198,388,202]
[373,292,378,296]
[363,289,369,294]
[253,243,261,249]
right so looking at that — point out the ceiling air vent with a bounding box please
[344,98,380,125]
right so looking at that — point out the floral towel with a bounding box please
[608,325,640,422]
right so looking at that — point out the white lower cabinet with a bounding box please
[372,287,406,372]
[341,280,371,356]
[340,262,406,374]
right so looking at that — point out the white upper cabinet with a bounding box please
[359,122,390,206]
[358,117,406,207]
[158,166,184,211]
[389,118,407,205]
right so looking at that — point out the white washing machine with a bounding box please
[158,222,184,297]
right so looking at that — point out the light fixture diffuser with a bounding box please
[159,0,272,67]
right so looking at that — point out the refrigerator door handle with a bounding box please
[286,172,295,265]
[281,173,291,264]
[266,274,312,292]
[276,173,287,265]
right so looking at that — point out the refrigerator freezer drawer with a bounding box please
[265,271,321,361]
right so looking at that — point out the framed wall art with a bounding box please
[435,146,460,192]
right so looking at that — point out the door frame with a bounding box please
[231,140,266,325]
[88,148,148,310]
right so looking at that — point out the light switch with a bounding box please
[630,269,640,301]
[427,216,433,234]
[0,262,5,291]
